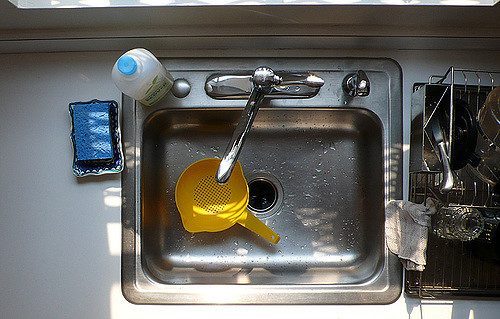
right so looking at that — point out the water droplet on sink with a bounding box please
[236,248,248,256]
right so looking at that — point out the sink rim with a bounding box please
[121,57,403,305]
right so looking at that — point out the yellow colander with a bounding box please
[175,158,280,244]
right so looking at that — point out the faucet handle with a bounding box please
[343,70,370,97]
[280,74,325,88]
[252,67,282,93]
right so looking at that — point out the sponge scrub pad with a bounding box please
[69,99,123,177]
[72,102,113,162]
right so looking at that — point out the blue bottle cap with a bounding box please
[117,55,137,75]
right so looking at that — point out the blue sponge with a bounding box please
[72,102,113,162]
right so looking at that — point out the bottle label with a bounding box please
[141,74,173,106]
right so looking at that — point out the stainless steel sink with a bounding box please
[121,58,403,304]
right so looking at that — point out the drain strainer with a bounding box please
[246,172,283,219]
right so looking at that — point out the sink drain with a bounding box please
[247,172,283,218]
[249,179,277,212]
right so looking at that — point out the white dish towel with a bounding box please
[385,198,437,271]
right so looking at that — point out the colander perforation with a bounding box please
[193,175,232,214]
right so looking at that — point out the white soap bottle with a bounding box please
[112,48,174,106]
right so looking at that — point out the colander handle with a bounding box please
[237,211,280,244]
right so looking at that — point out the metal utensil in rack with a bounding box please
[426,108,454,193]
[408,67,500,299]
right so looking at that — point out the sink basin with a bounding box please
[121,58,403,304]
[142,108,384,284]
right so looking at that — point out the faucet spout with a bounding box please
[216,67,280,183]
[214,66,325,183]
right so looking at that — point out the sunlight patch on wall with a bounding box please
[8,0,499,8]
[140,0,174,4]
[441,0,480,3]
[107,222,121,256]
[79,0,110,7]
[103,187,121,208]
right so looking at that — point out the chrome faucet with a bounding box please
[215,67,281,183]
[211,67,324,183]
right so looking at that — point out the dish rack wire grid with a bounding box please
[406,66,500,299]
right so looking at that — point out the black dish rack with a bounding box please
[407,67,500,299]
[406,173,500,299]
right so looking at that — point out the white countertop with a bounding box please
[0,50,499,319]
